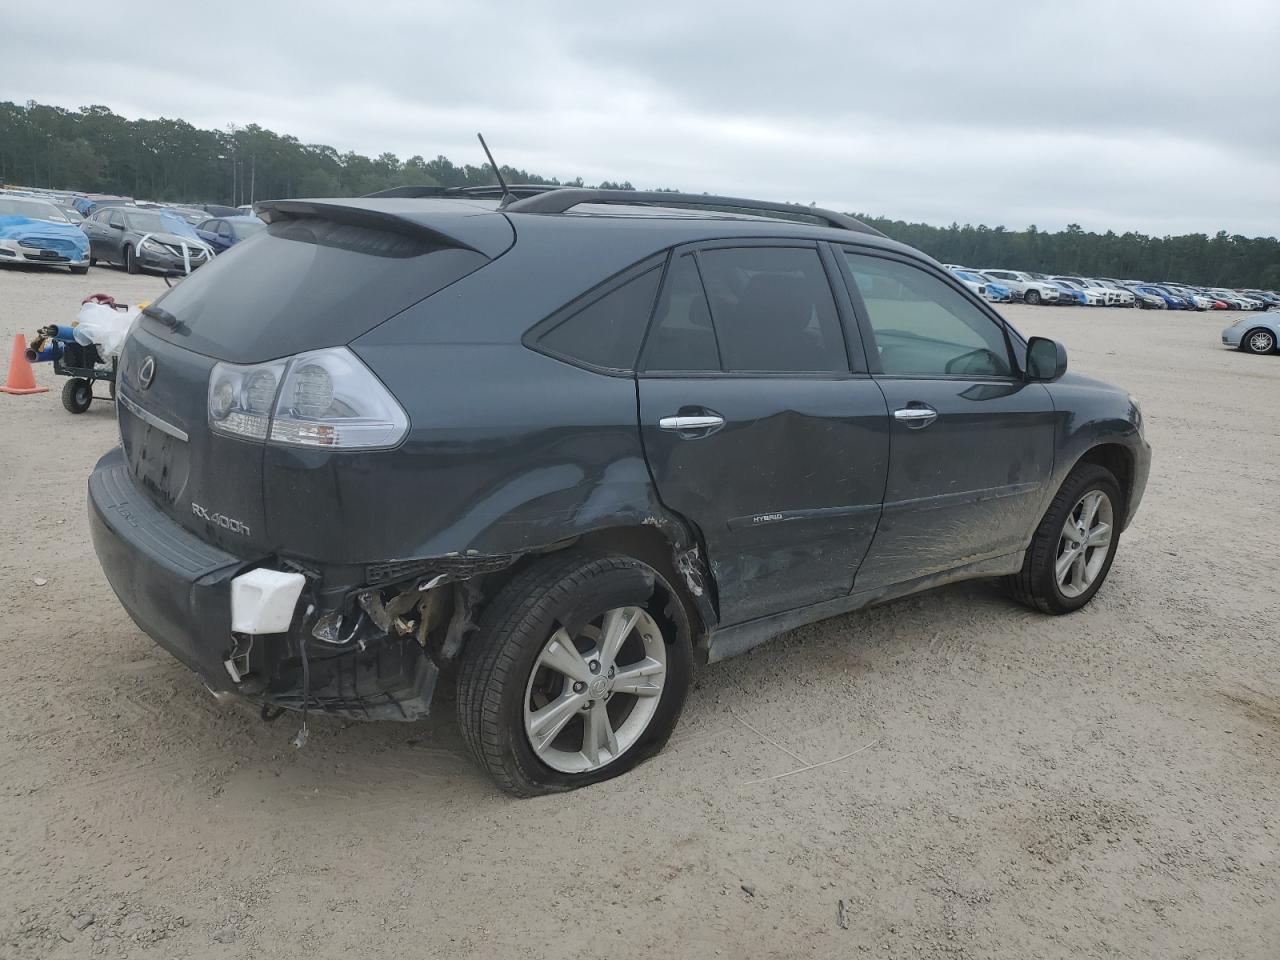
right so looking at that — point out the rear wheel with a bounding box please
[1244,328,1276,354]
[1025,289,1041,306]
[1004,463,1123,615]
[456,552,692,796]
[61,378,92,414]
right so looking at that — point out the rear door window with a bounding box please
[843,252,1013,379]
[697,246,848,373]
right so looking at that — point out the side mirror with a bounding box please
[1026,336,1068,382]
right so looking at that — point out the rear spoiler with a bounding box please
[257,198,514,259]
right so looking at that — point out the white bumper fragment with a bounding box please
[230,568,306,634]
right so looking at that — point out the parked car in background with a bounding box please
[1241,290,1280,309]
[1051,281,1087,305]
[195,215,266,253]
[982,278,1015,303]
[1125,286,1168,309]
[1052,279,1104,306]
[0,196,91,273]
[978,269,1060,305]
[199,203,243,218]
[1222,313,1280,354]
[55,204,85,225]
[1146,285,1192,309]
[81,206,213,275]
[948,267,988,299]
[71,194,133,216]
[951,268,1012,302]
[1054,276,1120,305]
[162,206,215,227]
[1091,281,1135,307]
[1163,285,1210,310]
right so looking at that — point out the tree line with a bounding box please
[2,100,1276,288]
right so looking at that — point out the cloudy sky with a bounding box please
[4,0,1279,235]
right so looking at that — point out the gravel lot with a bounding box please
[1,263,1277,960]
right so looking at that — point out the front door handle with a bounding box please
[893,404,938,429]
[659,414,725,434]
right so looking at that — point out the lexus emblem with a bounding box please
[138,355,156,390]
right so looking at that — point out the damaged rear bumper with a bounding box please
[88,447,439,721]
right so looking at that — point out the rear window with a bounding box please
[533,265,662,372]
[141,218,490,363]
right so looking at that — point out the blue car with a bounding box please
[0,196,91,273]
[1051,280,1087,305]
[1133,285,1183,309]
[195,215,266,253]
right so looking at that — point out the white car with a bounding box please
[1054,275,1124,306]
[1090,280,1136,307]
[978,268,1060,305]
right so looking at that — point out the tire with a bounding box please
[124,246,139,274]
[1003,463,1123,615]
[456,552,693,796]
[1025,289,1041,306]
[70,265,89,275]
[61,378,92,414]
[89,257,98,267]
[1243,328,1276,355]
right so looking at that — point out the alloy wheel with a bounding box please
[523,606,667,774]
[1248,330,1274,354]
[1056,490,1114,598]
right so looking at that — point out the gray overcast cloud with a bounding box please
[4,0,1278,235]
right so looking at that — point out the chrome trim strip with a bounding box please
[118,392,189,442]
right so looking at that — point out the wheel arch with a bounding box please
[1073,443,1135,527]
[463,519,719,662]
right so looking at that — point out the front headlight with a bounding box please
[208,347,408,450]
[140,238,166,253]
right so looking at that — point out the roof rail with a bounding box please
[362,184,558,200]
[501,188,885,237]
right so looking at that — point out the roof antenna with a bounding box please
[477,133,516,206]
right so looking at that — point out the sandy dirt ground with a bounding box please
[1,262,1277,960]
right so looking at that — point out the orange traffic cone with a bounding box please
[0,334,49,395]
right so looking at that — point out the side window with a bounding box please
[641,254,720,372]
[534,265,662,372]
[843,252,1013,378]
[107,211,124,228]
[697,246,847,373]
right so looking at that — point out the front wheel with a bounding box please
[1243,328,1276,354]
[1025,289,1041,306]
[124,246,139,274]
[1004,463,1123,614]
[456,553,692,796]
[70,265,89,275]
[61,378,92,414]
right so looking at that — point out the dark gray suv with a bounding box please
[88,187,1150,795]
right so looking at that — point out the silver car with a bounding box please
[1222,314,1280,354]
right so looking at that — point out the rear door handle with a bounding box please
[659,414,725,433]
[893,404,938,429]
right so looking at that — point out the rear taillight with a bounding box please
[208,347,407,449]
